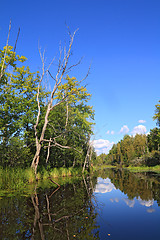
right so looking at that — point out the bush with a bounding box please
[144,151,160,167]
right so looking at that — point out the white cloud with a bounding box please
[120,125,129,134]
[95,178,115,193]
[138,197,154,207]
[123,198,135,208]
[91,139,114,155]
[95,183,115,193]
[106,130,115,135]
[138,120,146,123]
[147,208,155,213]
[132,125,147,136]
[110,198,119,203]
[92,139,111,149]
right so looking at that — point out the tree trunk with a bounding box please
[31,103,51,174]
[31,142,42,174]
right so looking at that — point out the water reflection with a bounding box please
[95,178,115,193]
[96,168,160,206]
[0,169,160,239]
[95,168,160,211]
[0,176,100,240]
[94,168,160,240]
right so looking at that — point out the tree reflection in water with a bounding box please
[96,168,160,206]
[0,176,99,240]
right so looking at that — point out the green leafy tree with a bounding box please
[0,46,27,144]
[116,142,123,166]
[133,134,146,158]
[121,135,135,166]
[153,100,160,127]
[147,128,160,152]
[97,153,107,165]
[0,46,46,167]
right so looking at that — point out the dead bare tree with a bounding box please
[0,21,20,81]
[82,136,93,173]
[31,29,90,174]
[31,192,45,240]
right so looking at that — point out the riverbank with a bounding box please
[126,165,160,173]
[92,164,160,173]
[0,167,88,195]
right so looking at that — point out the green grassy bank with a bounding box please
[126,165,160,173]
[0,167,88,196]
[92,164,160,173]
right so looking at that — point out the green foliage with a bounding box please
[0,168,27,191]
[153,100,160,127]
[143,150,160,167]
[0,137,33,167]
[97,153,108,165]
[24,168,36,183]
[41,167,50,180]
[50,168,59,178]
[0,44,94,170]
[0,45,48,168]
[0,46,44,144]
[107,134,151,167]
[41,76,95,168]
[147,127,160,152]
[105,130,160,168]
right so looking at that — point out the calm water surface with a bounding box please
[0,168,160,239]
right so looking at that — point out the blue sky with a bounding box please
[0,0,160,155]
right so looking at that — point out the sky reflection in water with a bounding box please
[93,172,160,240]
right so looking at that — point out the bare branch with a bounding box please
[48,177,60,187]
[45,194,51,221]
[46,137,52,163]
[33,48,45,144]
[48,70,56,81]
[47,56,56,71]
[82,135,91,173]
[65,99,69,131]
[65,57,83,74]
[0,21,11,80]
[13,27,20,52]
[0,21,20,81]
[80,62,91,83]
[52,141,83,154]
[49,186,61,198]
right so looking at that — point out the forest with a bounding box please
[0,26,95,176]
[97,102,160,168]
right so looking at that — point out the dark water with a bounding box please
[0,169,160,239]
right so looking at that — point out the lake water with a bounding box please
[0,168,160,239]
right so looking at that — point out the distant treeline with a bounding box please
[97,101,160,167]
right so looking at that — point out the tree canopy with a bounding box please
[0,32,95,171]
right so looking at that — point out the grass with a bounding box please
[126,165,160,173]
[0,167,29,191]
[92,164,160,173]
[50,168,59,178]
[24,168,36,183]
[0,166,87,194]
[92,164,116,171]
